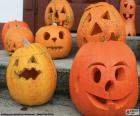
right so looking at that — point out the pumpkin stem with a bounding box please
[22,38,30,47]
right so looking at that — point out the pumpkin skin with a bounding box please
[7,43,57,106]
[2,20,29,48]
[77,2,126,48]
[120,0,136,36]
[5,27,34,54]
[45,0,74,30]
[69,41,138,116]
[35,25,72,59]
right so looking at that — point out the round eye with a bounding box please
[44,32,50,40]
[115,68,125,81]
[59,31,64,39]
[93,68,101,83]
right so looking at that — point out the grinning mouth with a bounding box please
[47,46,63,50]
[15,68,41,80]
[123,13,134,20]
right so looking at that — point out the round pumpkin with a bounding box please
[77,2,126,48]
[7,42,57,106]
[35,25,72,59]
[120,0,136,36]
[2,20,30,48]
[69,41,138,116]
[45,0,74,30]
[5,27,34,54]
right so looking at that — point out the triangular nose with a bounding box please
[55,11,59,18]
[91,23,102,35]
[52,37,57,42]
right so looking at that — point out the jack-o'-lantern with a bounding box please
[69,41,138,116]
[1,20,29,48]
[5,27,34,54]
[45,0,74,30]
[7,41,57,106]
[120,0,136,36]
[35,25,72,59]
[77,2,126,48]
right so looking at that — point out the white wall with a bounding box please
[0,0,23,23]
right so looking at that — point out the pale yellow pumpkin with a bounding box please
[7,42,57,106]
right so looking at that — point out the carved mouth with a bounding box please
[87,92,129,110]
[47,46,63,50]
[15,68,41,80]
[123,13,134,19]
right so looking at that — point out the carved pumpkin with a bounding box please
[70,41,138,116]
[35,25,72,59]
[120,0,136,36]
[5,27,34,54]
[2,20,29,48]
[7,42,57,106]
[77,2,126,48]
[45,0,74,30]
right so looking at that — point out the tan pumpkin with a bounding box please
[7,42,57,106]
[45,0,74,30]
[77,2,126,48]
[120,0,136,36]
[5,27,34,54]
[35,25,72,59]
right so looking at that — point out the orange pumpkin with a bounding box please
[120,0,136,36]
[70,41,138,116]
[5,27,34,54]
[77,2,126,48]
[45,0,74,30]
[2,20,30,48]
[35,25,72,59]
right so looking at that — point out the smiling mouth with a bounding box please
[15,68,41,80]
[87,92,129,110]
[123,13,134,19]
[47,46,63,50]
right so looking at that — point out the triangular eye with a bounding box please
[61,7,66,13]
[91,23,102,35]
[49,7,53,13]
[14,59,19,66]
[102,11,111,20]
[87,13,92,22]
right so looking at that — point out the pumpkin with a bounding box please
[120,0,136,36]
[7,41,57,106]
[2,20,30,48]
[45,0,74,30]
[5,27,34,54]
[35,25,72,59]
[77,2,126,48]
[69,41,138,116]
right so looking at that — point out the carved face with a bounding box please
[5,27,34,54]
[35,25,72,59]
[77,2,126,48]
[120,0,136,21]
[2,21,29,48]
[70,41,138,116]
[7,43,57,106]
[45,0,74,29]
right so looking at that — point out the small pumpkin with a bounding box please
[5,27,34,54]
[2,20,30,48]
[120,0,136,36]
[45,0,74,30]
[35,25,72,59]
[7,41,57,106]
[70,41,138,116]
[77,2,126,48]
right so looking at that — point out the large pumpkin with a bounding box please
[1,20,30,48]
[35,25,72,59]
[120,0,136,36]
[5,27,34,54]
[69,41,138,116]
[44,0,74,30]
[77,2,126,48]
[7,42,57,106]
